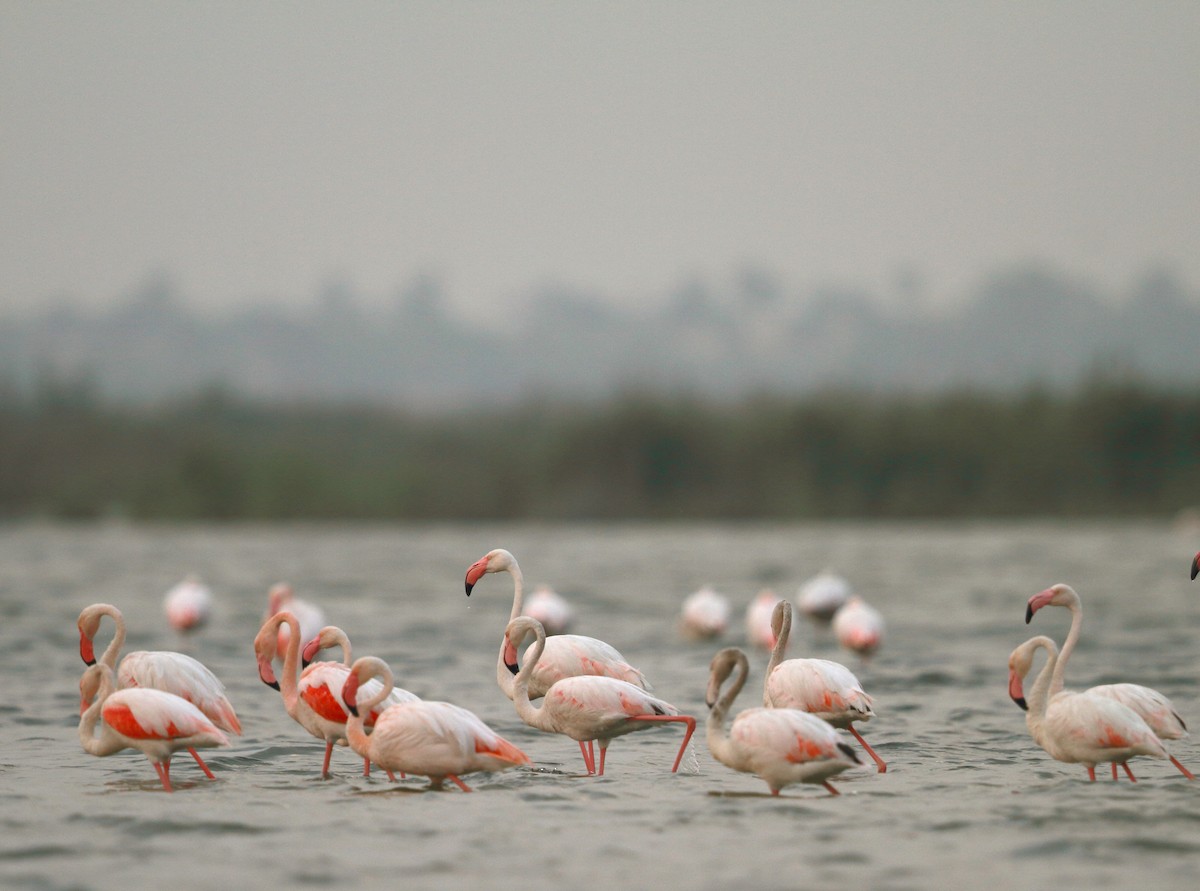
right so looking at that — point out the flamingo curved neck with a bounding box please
[494,563,526,695]
[1049,600,1081,695]
[345,658,394,756]
[1025,641,1059,735]
[79,666,122,756]
[510,626,555,733]
[707,655,748,762]
[273,613,303,714]
[764,605,792,698]
[97,605,126,670]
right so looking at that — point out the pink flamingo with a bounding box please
[79,662,230,791]
[745,589,782,650]
[1026,583,1193,780]
[265,582,326,657]
[763,600,886,772]
[505,616,696,776]
[832,596,884,657]
[1008,635,1168,781]
[796,570,852,624]
[253,612,416,779]
[163,576,212,634]
[706,647,862,796]
[525,584,574,635]
[464,549,650,699]
[680,586,731,640]
[343,655,530,791]
[78,602,240,778]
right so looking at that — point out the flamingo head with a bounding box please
[76,604,110,665]
[1025,583,1079,624]
[343,669,363,717]
[769,598,790,640]
[1007,636,1056,711]
[301,626,343,669]
[465,548,516,596]
[256,654,280,691]
[1191,552,1199,581]
[705,647,743,708]
[502,616,542,675]
[78,662,108,715]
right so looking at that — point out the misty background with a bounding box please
[2,3,1199,520]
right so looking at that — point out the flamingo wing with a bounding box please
[118,650,241,734]
[766,658,873,722]
[103,688,229,746]
[1044,692,1167,763]
[1087,683,1187,740]
[530,635,650,695]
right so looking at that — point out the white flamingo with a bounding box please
[706,647,862,796]
[832,597,884,657]
[505,616,696,776]
[680,586,732,640]
[524,584,574,635]
[265,582,326,657]
[745,589,782,650]
[464,549,649,699]
[162,576,212,634]
[1025,582,1193,780]
[796,570,852,623]
[763,600,886,772]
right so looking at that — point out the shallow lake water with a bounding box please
[3,520,1199,890]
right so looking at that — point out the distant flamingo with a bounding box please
[832,597,884,657]
[706,647,862,796]
[163,576,212,634]
[79,662,230,791]
[525,584,574,635]
[1007,635,1168,781]
[253,612,416,778]
[745,589,782,650]
[763,600,886,772]
[796,570,852,623]
[1025,583,1193,780]
[680,586,731,640]
[343,656,530,791]
[265,582,326,657]
[77,602,240,778]
[505,616,696,776]
[464,549,650,700]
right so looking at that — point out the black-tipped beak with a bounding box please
[84,657,96,667]
[265,679,280,691]
[1191,554,1199,580]
[505,659,519,676]
[465,580,474,597]
[348,703,359,717]
[1024,603,1033,624]
[301,656,312,670]
[1012,696,1028,711]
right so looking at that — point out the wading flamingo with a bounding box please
[1025,583,1193,780]
[525,584,574,635]
[832,597,884,657]
[680,586,731,640]
[254,612,416,779]
[343,656,530,791]
[505,616,696,776]
[706,647,862,796]
[763,600,886,772]
[163,576,212,634]
[77,602,240,776]
[265,582,326,657]
[1007,635,1168,781]
[796,570,851,623]
[745,589,783,650]
[79,662,229,791]
[464,549,650,699]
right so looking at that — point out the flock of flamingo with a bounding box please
[74,547,1200,796]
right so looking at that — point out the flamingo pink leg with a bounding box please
[578,740,596,775]
[447,774,473,792]
[847,725,887,773]
[385,769,397,782]
[1086,766,1097,781]
[1111,762,1119,781]
[1169,756,1195,780]
[823,781,841,796]
[188,747,216,779]
[1121,763,1137,782]
[321,741,334,778]
[598,744,608,776]
[626,714,698,773]
[152,760,174,792]
[362,757,371,778]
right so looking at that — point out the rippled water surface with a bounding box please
[4,521,1199,890]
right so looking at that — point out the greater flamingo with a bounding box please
[253,612,416,779]
[343,656,530,791]
[77,602,240,777]
[464,549,650,700]
[745,589,782,650]
[1025,583,1193,780]
[763,600,886,772]
[706,647,862,796]
[832,597,884,657]
[680,585,731,640]
[163,576,212,634]
[505,616,696,776]
[1007,635,1168,781]
[796,570,852,623]
[265,582,326,656]
[79,662,230,791]
[525,584,574,635]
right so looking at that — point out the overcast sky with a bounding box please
[2,1,1198,317]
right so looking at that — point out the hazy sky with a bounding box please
[3,2,1198,316]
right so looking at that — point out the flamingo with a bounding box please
[505,616,696,776]
[342,656,530,791]
[1191,551,1199,580]
[253,612,416,779]
[1007,635,1168,781]
[745,589,782,650]
[79,662,230,791]
[680,586,732,640]
[265,582,326,657]
[796,570,852,623]
[1025,583,1193,780]
[525,584,574,635]
[832,597,884,657]
[163,576,212,634]
[706,647,862,796]
[464,549,650,700]
[763,600,886,772]
[77,603,240,777]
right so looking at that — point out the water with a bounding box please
[3,520,1199,890]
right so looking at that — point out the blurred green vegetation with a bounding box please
[3,376,1199,520]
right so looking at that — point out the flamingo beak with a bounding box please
[343,673,360,717]
[1009,670,1027,711]
[502,636,520,676]
[257,658,280,691]
[1191,552,1199,581]
[1025,588,1054,624]
[301,637,321,669]
[80,630,96,666]
[464,557,489,596]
